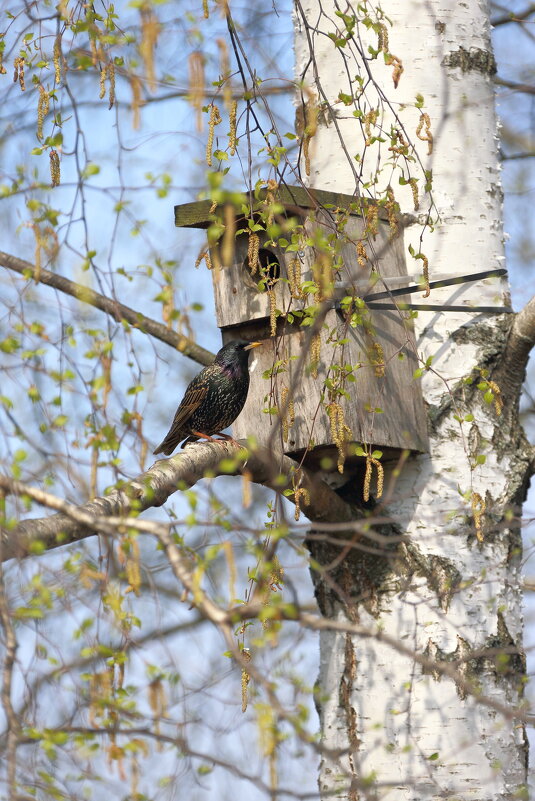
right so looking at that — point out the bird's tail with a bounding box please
[153,431,199,455]
[153,437,177,456]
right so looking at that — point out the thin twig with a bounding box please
[0,554,19,798]
[495,76,535,96]
[0,250,214,367]
[0,441,354,560]
[491,3,535,26]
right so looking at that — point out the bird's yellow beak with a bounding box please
[244,341,262,350]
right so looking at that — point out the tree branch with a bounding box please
[491,3,535,26]
[0,559,19,794]
[0,251,214,367]
[0,440,354,561]
[495,76,535,96]
[501,151,535,160]
[494,295,535,402]
[5,475,529,728]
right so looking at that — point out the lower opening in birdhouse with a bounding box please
[245,248,280,283]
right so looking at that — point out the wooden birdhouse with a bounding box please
[174,185,428,470]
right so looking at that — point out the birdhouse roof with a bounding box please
[174,185,397,229]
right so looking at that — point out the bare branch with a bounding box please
[0,560,18,795]
[0,441,354,560]
[297,613,534,725]
[495,76,535,96]
[491,3,535,26]
[0,251,214,367]
[494,295,535,402]
[5,488,530,730]
[500,123,535,155]
[501,151,535,160]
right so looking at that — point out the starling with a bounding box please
[153,339,262,456]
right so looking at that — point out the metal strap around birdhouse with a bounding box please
[336,268,514,313]
[364,303,513,312]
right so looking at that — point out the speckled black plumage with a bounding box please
[153,340,260,456]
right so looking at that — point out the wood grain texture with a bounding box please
[173,186,404,229]
[221,216,427,454]
[229,306,427,457]
[177,190,428,458]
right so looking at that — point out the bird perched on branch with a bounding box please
[153,339,262,456]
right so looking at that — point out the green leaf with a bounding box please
[14,607,44,619]
[48,730,69,745]
[218,458,239,473]
[82,162,100,178]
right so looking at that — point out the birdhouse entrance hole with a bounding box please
[246,247,281,284]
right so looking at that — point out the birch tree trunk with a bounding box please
[294,0,530,797]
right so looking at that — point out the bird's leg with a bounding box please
[210,432,244,448]
[189,431,243,448]
[182,431,243,449]
[189,430,220,442]
[180,432,216,448]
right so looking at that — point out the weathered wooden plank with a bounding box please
[174,185,400,229]
[211,210,405,328]
[214,205,428,454]
[211,236,277,328]
[174,199,216,229]
[178,185,428,457]
[227,306,427,456]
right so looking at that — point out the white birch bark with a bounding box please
[294,0,529,798]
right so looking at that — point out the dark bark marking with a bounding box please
[443,46,497,75]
